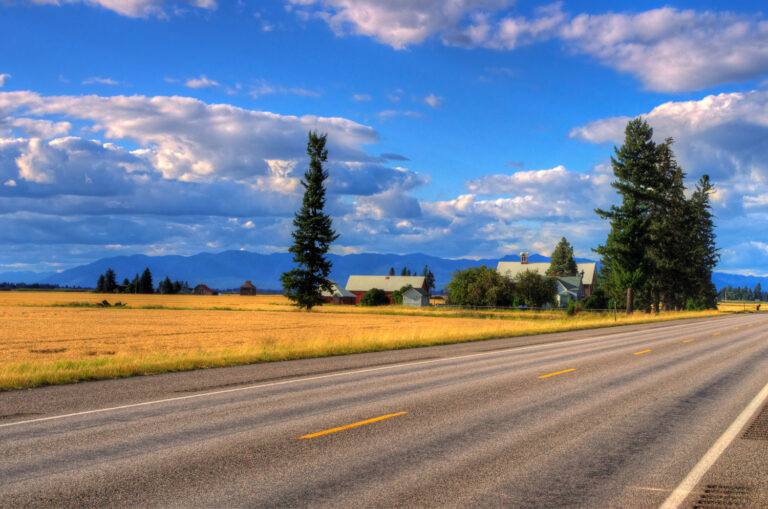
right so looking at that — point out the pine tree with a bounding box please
[401,267,407,276]
[755,283,762,301]
[389,267,395,276]
[685,175,719,309]
[96,274,105,292]
[104,268,117,293]
[139,268,153,294]
[280,131,339,310]
[548,237,578,276]
[122,278,130,293]
[595,118,660,313]
[422,265,436,295]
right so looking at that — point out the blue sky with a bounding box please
[1,0,767,275]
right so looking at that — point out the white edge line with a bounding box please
[658,380,768,509]
[0,314,756,430]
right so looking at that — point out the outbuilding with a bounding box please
[240,280,257,296]
[402,287,430,307]
[320,281,357,305]
[193,284,218,296]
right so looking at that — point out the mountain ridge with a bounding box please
[2,250,764,292]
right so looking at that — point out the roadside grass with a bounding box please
[0,297,726,390]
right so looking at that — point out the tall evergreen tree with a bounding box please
[548,237,578,276]
[389,267,395,276]
[139,268,154,294]
[685,175,719,309]
[280,131,339,310]
[755,283,762,301]
[122,278,130,293]
[96,274,105,292]
[130,273,139,294]
[422,265,436,295]
[104,268,117,293]
[595,118,660,313]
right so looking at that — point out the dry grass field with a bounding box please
[0,291,733,390]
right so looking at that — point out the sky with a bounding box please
[1,0,767,275]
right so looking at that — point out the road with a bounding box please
[1,313,767,508]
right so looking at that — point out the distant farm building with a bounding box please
[497,253,597,297]
[320,281,356,305]
[345,275,427,304]
[402,287,430,307]
[193,284,218,296]
[554,276,583,307]
[240,280,257,296]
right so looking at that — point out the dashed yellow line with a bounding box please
[713,332,721,336]
[683,339,696,343]
[299,411,407,439]
[733,327,740,331]
[634,349,652,355]
[538,368,575,379]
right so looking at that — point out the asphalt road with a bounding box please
[1,313,767,508]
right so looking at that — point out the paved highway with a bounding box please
[1,313,767,508]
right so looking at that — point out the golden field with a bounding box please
[0,291,733,390]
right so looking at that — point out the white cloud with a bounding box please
[424,93,442,108]
[289,0,515,49]
[0,91,378,182]
[82,76,119,86]
[291,3,768,92]
[0,74,10,87]
[185,75,220,89]
[560,8,768,92]
[249,80,321,99]
[28,0,217,18]
[3,179,16,187]
[352,93,372,102]
[377,109,422,120]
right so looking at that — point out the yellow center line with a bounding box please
[733,327,740,331]
[634,349,652,355]
[683,339,696,343]
[299,411,407,439]
[713,332,721,336]
[538,368,575,379]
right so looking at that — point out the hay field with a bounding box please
[0,291,727,390]
[718,301,763,312]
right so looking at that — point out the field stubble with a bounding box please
[0,292,728,390]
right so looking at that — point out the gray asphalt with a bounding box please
[1,313,767,508]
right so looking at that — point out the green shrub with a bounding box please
[360,288,390,306]
[390,285,413,305]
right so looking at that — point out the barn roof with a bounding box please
[345,275,425,292]
[240,280,256,289]
[320,281,355,298]
[496,261,597,283]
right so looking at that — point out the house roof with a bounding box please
[321,281,355,298]
[556,276,583,292]
[345,275,425,292]
[240,280,256,289]
[403,287,428,297]
[497,261,597,283]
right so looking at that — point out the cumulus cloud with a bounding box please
[184,75,220,89]
[352,93,372,102]
[0,74,10,87]
[0,91,379,182]
[291,3,768,92]
[288,0,515,50]
[27,0,217,18]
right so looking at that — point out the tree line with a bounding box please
[95,268,189,294]
[596,119,718,312]
[717,284,765,302]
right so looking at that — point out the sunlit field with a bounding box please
[717,301,763,312]
[0,291,731,390]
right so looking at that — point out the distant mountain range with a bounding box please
[1,250,765,291]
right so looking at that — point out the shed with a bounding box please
[240,280,257,296]
[320,281,356,305]
[554,276,583,307]
[402,287,430,307]
[193,284,218,296]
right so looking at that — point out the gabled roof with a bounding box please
[556,276,583,292]
[403,287,428,297]
[497,261,597,283]
[321,281,355,298]
[345,275,425,292]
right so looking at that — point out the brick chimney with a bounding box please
[520,251,529,264]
